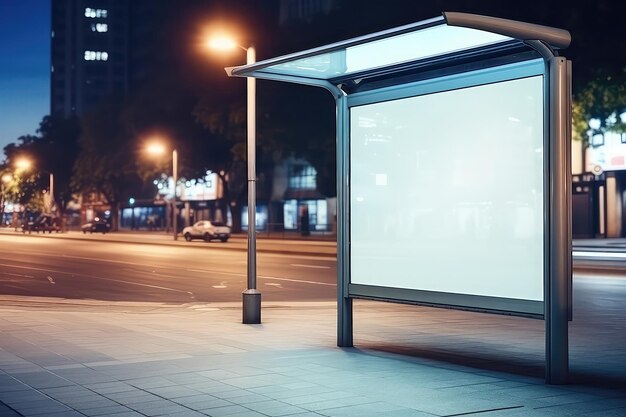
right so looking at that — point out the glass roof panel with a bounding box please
[256,24,513,80]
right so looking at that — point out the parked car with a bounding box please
[22,214,60,234]
[182,221,230,242]
[81,217,111,234]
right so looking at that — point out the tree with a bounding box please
[573,69,626,145]
[193,82,337,232]
[35,115,81,213]
[3,137,40,207]
[193,96,249,232]
[72,96,141,231]
[1,116,81,222]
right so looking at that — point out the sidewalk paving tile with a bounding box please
[1,296,626,416]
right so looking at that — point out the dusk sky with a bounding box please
[0,0,50,152]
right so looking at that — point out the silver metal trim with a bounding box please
[229,16,445,78]
[337,93,353,347]
[228,13,568,82]
[350,284,543,317]
[347,58,545,108]
[228,70,344,98]
[444,12,571,49]
[346,59,547,318]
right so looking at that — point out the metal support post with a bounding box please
[336,93,353,346]
[243,46,261,324]
[546,56,571,384]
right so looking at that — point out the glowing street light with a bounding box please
[207,37,240,51]
[14,158,55,213]
[208,34,260,324]
[146,141,178,240]
[14,158,32,171]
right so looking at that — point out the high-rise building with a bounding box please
[51,0,130,117]
[279,0,338,25]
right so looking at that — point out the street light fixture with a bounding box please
[13,158,55,213]
[14,158,32,171]
[146,142,178,240]
[208,35,260,324]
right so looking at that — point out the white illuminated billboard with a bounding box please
[350,75,544,302]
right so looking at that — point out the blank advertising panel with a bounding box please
[350,75,544,304]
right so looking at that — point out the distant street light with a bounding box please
[146,141,178,240]
[14,158,32,171]
[14,158,55,213]
[208,35,260,324]
[129,197,136,230]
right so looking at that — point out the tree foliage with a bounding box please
[72,95,141,229]
[1,116,81,214]
[573,69,626,145]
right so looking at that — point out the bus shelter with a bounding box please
[228,12,572,384]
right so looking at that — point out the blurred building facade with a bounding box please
[51,0,129,116]
[50,0,336,234]
[572,124,626,239]
[279,0,338,25]
[51,0,171,116]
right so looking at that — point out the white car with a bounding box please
[182,221,231,242]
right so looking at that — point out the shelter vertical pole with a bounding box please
[336,92,353,347]
[546,56,570,384]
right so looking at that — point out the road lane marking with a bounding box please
[188,268,335,287]
[0,263,62,273]
[264,282,282,288]
[47,276,56,284]
[0,262,192,295]
[0,262,333,288]
[2,272,35,278]
[574,251,626,259]
[61,254,172,269]
[259,275,336,286]
[290,264,330,269]
[212,281,228,289]
[81,275,194,294]
[187,269,243,277]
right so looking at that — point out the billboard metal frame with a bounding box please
[227,12,572,384]
[345,57,547,317]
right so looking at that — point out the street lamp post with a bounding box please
[48,172,54,213]
[242,45,260,324]
[209,37,260,324]
[172,149,178,241]
[146,143,178,241]
[129,197,136,230]
[1,174,12,220]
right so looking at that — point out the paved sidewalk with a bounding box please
[1,297,625,417]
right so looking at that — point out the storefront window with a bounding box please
[241,204,268,231]
[288,164,316,189]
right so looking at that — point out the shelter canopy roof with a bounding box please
[229,12,570,85]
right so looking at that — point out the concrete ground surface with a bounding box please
[0,296,625,417]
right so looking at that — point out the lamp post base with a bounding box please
[242,289,261,324]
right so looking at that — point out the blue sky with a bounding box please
[0,0,50,153]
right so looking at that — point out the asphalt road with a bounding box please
[0,233,336,303]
